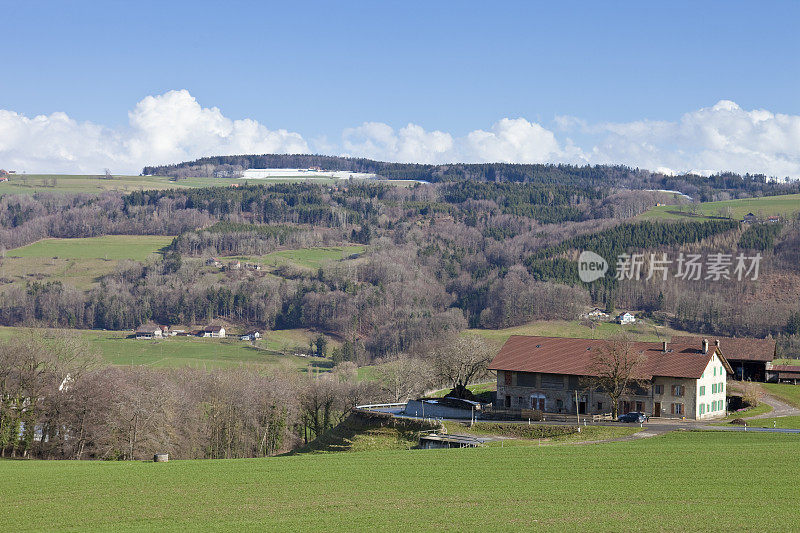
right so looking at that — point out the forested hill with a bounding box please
[142,154,800,201]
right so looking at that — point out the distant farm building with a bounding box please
[135,323,164,340]
[672,336,776,381]
[201,325,226,338]
[240,330,261,341]
[742,213,758,223]
[616,312,636,325]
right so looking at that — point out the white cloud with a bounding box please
[0,90,308,174]
[571,100,800,178]
[341,117,573,165]
[342,122,454,163]
[2,93,800,179]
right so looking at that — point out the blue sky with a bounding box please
[2,1,799,176]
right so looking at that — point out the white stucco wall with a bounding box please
[695,352,727,419]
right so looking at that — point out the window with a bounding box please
[713,367,717,376]
[699,404,705,415]
[711,383,716,394]
[671,403,684,415]
[597,401,603,410]
[654,384,664,395]
[504,371,512,386]
[671,385,685,397]
[504,395,511,408]
[699,386,705,396]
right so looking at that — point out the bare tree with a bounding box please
[430,335,497,393]
[584,336,647,418]
[372,354,432,402]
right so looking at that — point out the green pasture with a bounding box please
[0,174,421,196]
[0,327,337,372]
[1,431,798,531]
[1,236,173,290]
[638,192,800,221]
[8,235,173,261]
[467,318,686,345]
[762,383,800,408]
[232,245,366,271]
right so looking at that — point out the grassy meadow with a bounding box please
[762,383,800,408]
[0,326,337,372]
[1,235,173,290]
[0,174,421,196]
[2,431,799,531]
[232,244,366,271]
[638,192,800,221]
[467,318,687,345]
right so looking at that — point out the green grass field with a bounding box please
[0,326,337,371]
[1,236,173,290]
[8,235,173,261]
[0,174,224,195]
[467,318,687,345]
[762,383,800,408]
[638,192,800,221]
[234,245,367,271]
[2,431,798,531]
[0,174,420,196]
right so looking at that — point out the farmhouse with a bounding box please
[201,325,226,338]
[240,330,261,341]
[742,212,758,223]
[671,336,775,381]
[585,308,609,319]
[616,312,635,325]
[135,323,164,340]
[489,336,732,420]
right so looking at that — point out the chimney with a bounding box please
[714,339,720,349]
[662,341,668,353]
[702,338,709,354]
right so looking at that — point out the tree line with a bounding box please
[0,331,495,460]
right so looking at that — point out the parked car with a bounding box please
[618,412,646,423]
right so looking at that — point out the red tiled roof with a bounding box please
[671,336,775,363]
[770,365,800,372]
[488,335,730,379]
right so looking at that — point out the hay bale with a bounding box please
[153,453,169,462]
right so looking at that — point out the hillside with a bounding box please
[143,154,800,200]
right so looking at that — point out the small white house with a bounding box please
[617,312,636,325]
[586,308,609,319]
[240,330,262,341]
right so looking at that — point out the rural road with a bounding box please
[745,393,800,419]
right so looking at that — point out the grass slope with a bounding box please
[9,235,173,260]
[638,192,800,221]
[0,327,336,372]
[2,432,799,531]
[234,245,366,271]
[0,174,419,196]
[1,236,173,291]
[467,318,686,345]
[762,383,800,409]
